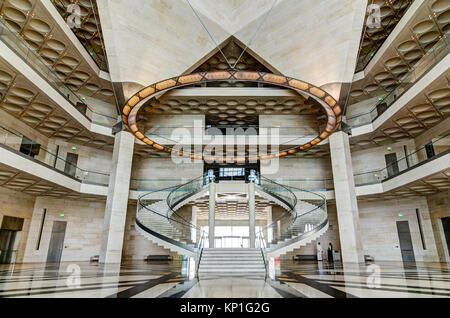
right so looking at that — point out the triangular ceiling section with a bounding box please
[190,36,276,73]
[188,0,281,35]
[98,0,231,86]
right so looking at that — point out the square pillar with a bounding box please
[208,182,216,248]
[99,131,134,264]
[329,131,364,264]
[248,182,256,248]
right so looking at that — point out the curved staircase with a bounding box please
[135,174,329,276]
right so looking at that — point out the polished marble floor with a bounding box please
[0,260,449,298]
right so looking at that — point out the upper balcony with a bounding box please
[0,119,447,203]
[355,0,414,73]
[0,16,119,149]
[345,34,449,149]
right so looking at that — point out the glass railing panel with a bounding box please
[0,18,116,127]
[166,176,205,208]
[354,133,450,185]
[138,187,204,248]
[0,124,110,186]
[256,180,327,249]
[271,178,334,191]
[130,178,191,191]
[258,176,297,209]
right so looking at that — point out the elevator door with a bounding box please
[441,217,450,257]
[0,230,17,264]
[396,221,416,262]
[0,216,24,264]
[64,153,78,177]
[385,153,399,177]
[46,221,67,263]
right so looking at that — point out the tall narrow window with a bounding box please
[36,209,46,250]
[416,209,426,250]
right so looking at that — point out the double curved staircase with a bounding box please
[136,174,328,276]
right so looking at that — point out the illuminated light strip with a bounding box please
[122,71,342,163]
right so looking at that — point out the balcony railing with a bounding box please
[348,35,449,128]
[0,17,116,127]
[0,124,109,185]
[354,133,450,185]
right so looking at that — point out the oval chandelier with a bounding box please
[122,70,342,162]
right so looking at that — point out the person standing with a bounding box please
[317,242,323,261]
[327,242,334,263]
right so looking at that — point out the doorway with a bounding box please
[396,221,416,262]
[424,142,436,159]
[64,153,79,177]
[0,216,24,264]
[440,217,450,258]
[0,230,17,264]
[46,221,67,263]
[385,153,399,177]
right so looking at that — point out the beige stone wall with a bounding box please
[351,139,417,181]
[0,108,113,180]
[426,190,450,262]
[23,197,106,263]
[262,157,332,181]
[358,197,439,262]
[131,157,203,187]
[0,187,36,263]
[284,203,340,259]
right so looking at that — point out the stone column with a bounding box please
[329,131,364,264]
[267,206,273,243]
[208,182,216,248]
[248,182,256,248]
[191,206,198,243]
[99,131,134,264]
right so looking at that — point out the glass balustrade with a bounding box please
[137,186,207,253]
[354,133,450,185]
[348,35,449,128]
[0,124,109,185]
[0,17,117,127]
[256,181,327,250]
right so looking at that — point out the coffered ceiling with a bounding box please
[0,0,114,103]
[350,0,450,104]
[190,192,276,221]
[359,168,450,201]
[350,73,449,149]
[0,58,114,150]
[0,161,105,201]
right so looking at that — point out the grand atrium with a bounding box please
[0,0,449,302]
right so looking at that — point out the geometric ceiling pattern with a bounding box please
[0,59,114,150]
[189,192,277,221]
[193,38,273,74]
[51,0,108,71]
[350,74,449,149]
[0,0,114,102]
[359,168,450,201]
[350,0,450,104]
[144,95,322,127]
[356,0,413,72]
[0,162,105,201]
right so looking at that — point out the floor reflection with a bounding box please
[0,260,449,298]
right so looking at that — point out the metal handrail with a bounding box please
[0,17,116,126]
[348,34,449,127]
[255,176,328,251]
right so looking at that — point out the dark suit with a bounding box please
[327,244,333,263]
